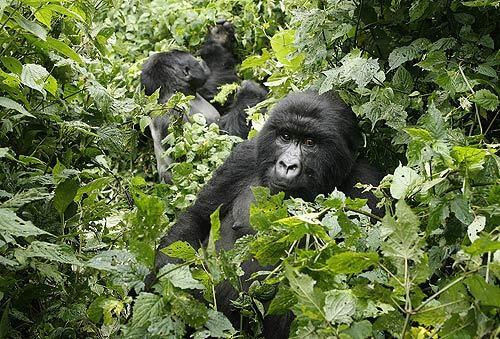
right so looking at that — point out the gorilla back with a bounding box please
[154,90,381,338]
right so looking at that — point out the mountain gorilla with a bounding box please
[152,90,382,338]
[141,21,266,182]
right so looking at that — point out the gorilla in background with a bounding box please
[152,90,382,338]
[141,21,267,182]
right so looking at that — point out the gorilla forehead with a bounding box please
[267,91,353,137]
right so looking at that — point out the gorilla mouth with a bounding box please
[269,182,288,193]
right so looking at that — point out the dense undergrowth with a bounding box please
[0,0,499,338]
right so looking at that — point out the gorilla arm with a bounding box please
[154,140,257,269]
[190,93,220,125]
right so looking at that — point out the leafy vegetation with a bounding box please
[0,0,499,338]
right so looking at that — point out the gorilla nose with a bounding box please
[276,158,301,180]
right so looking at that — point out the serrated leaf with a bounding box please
[476,64,497,78]
[413,300,446,326]
[0,208,51,238]
[324,290,356,324]
[327,252,378,274]
[381,200,423,263]
[286,268,324,320]
[1,189,51,209]
[131,293,165,327]
[323,51,385,88]
[270,30,304,71]
[471,89,499,111]
[341,320,372,338]
[161,241,197,261]
[267,286,297,315]
[14,14,47,40]
[388,45,420,70]
[464,275,500,307]
[464,235,500,255]
[205,309,236,337]
[23,241,82,264]
[392,66,413,92]
[0,97,33,117]
[451,146,488,171]
[21,64,49,94]
[172,295,208,327]
[159,264,204,289]
[53,178,79,214]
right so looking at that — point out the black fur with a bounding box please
[141,22,267,182]
[153,91,382,337]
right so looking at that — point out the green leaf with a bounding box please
[0,208,51,238]
[161,241,197,261]
[44,74,57,96]
[471,89,499,111]
[409,0,430,22]
[53,178,79,214]
[270,30,304,71]
[341,320,372,339]
[392,66,413,92]
[45,4,85,22]
[388,45,420,71]
[381,200,424,263]
[20,63,49,94]
[464,275,500,307]
[286,268,325,321]
[74,177,113,202]
[205,309,236,337]
[413,300,447,326]
[464,235,500,255]
[0,57,22,74]
[13,13,47,40]
[327,252,378,274]
[0,299,9,338]
[159,264,204,289]
[390,164,423,199]
[267,286,297,315]
[0,97,33,118]
[23,241,82,265]
[131,293,165,327]
[240,49,271,70]
[172,295,208,328]
[451,146,488,171]
[322,50,385,89]
[207,207,221,254]
[46,37,83,64]
[324,290,356,324]
[34,7,53,28]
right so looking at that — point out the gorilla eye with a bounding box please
[280,132,291,141]
[183,66,190,76]
[303,138,315,147]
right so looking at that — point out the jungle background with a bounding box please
[0,0,499,338]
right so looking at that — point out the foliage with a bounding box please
[0,0,499,338]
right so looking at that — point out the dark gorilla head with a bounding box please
[141,50,211,103]
[256,91,361,201]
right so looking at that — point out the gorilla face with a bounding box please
[256,91,361,201]
[141,50,211,102]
